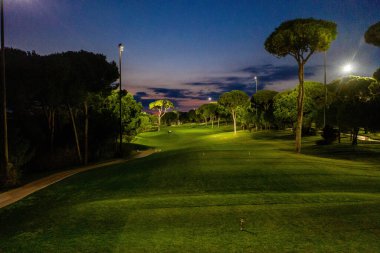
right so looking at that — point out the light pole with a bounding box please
[323,51,327,128]
[118,43,124,157]
[1,0,8,180]
[254,76,258,117]
[254,76,258,93]
[254,76,258,131]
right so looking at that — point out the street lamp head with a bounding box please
[208,97,212,101]
[254,76,257,80]
[118,43,124,52]
[342,63,353,73]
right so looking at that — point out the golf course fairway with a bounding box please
[1,126,380,252]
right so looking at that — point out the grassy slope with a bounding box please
[1,125,380,252]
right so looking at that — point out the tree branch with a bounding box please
[304,50,315,63]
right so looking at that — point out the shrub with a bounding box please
[319,125,338,145]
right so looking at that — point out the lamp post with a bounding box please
[323,51,327,128]
[118,43,124,157]
[1,0,8,180]
[254,76,258,131]
[254,76,258,93]
[254,76,258,117]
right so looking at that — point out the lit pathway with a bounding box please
[0,149,156,209]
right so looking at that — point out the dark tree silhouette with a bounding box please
[265,18,337,153]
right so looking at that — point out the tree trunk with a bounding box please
[352,127,359,145]
[68,104,83,163]
[158,114,161,132]
[232,110,237,134]
[217,117,220,128]
[43,105,56,153]
[295,62,305,153]
[47,108,55,152]
[211,117,214,128]
[84,101,88,165]
[50,110,55,152]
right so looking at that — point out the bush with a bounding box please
[302,127,317,136]
[319,125,339,145]
[6,130,36,185]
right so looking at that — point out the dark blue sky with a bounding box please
[6,0,380,110]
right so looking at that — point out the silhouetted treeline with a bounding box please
[3,48,143,183]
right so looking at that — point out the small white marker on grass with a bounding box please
[240,218,245,231]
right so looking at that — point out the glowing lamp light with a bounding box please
[342,64,353,73]
[119,43,124,52]
[208,97,212,101]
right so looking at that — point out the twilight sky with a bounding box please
[6,0,380,111]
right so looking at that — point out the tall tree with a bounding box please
[265,18,337,153]
[373,68,380,82]
[104,90,142,142]
[187,109,197,123]
[365,21,380,47]
[273,82,325,131]
[236,103,254,130]
[273,90,298,129]
[216,104,228,128]
[365,21,380,82]
[4,49,42,184]
[149,99,174,131]
[252,90,278,129]
[206,103,218,128]
[328,76,377,145]
[196,104,208,126]
[58,51,118,164]
[40,53,68,152]
[218,90,249,134]
[162,111,178,126]
[197,103,218,128]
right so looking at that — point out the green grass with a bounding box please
[1,125,380,252]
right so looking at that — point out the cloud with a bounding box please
[183,63,321,93]
[197,91,222,100]
[135,98,156,108]
[148,87,225,101]
[184,76,256,95]
[240,64,320,83]
[149,87,191,99]
[135,91,148,96]
[135,86,227,111]
[134,63,323,111]
[134,91,148,100]
[134,88,194,110]
[133,91,151,108]
[183,81,225,86]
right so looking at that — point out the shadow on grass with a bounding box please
[251,130,295,141]
[254,130,380,164]
[124,143,150,151]
[301,141,380,164]
[242,230,255,236]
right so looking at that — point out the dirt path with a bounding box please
[0,149,156,209]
